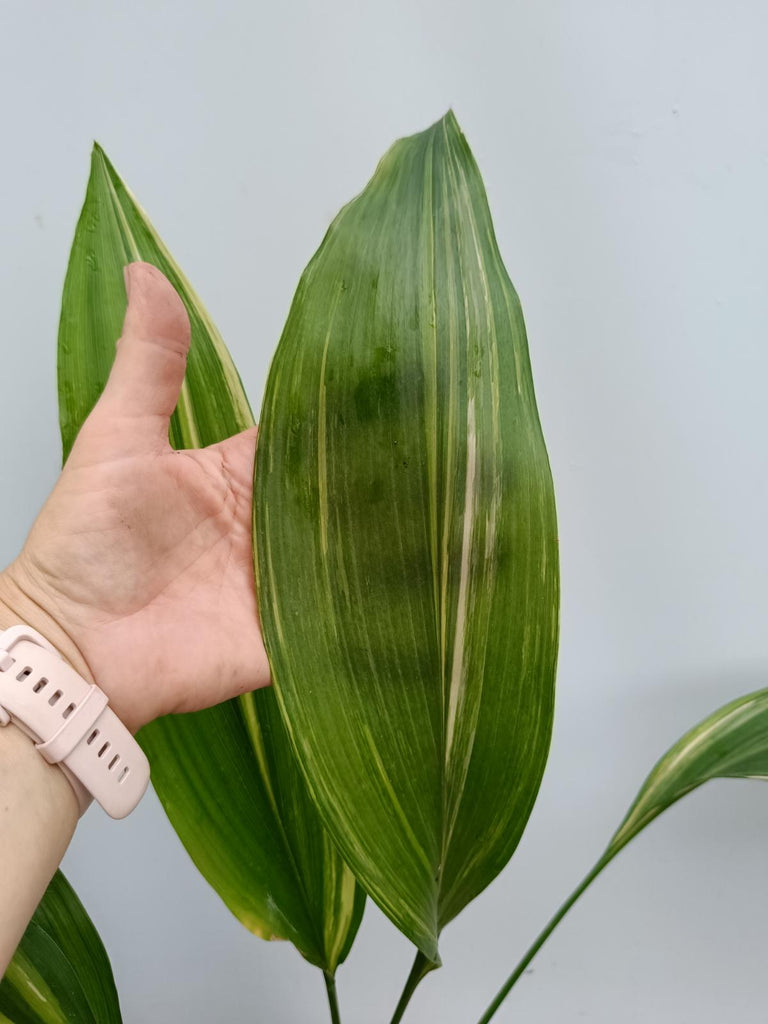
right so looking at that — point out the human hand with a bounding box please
[0,262,269,733]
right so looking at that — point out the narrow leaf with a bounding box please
[607,687,768,855]
[57,145,363,972]
[0,871,122,1024]
[477,686,768,1022]
[255,111,559,961]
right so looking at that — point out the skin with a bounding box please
[0,262,270,972]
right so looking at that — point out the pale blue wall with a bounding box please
[1,1,767,1020]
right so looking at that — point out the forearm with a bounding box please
[0,594,80,974]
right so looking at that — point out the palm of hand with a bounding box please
[16,428,266,731]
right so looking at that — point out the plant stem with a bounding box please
[324,971,342,1024]
[475,854,613,1024]
[389,949,439,1024]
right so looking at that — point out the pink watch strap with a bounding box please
[0,626,150,818]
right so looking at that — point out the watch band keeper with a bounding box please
[36,685,109,765]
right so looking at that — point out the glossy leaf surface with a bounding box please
[255,112,560,960]
[57,146,363,971]
[0,872,122,1024]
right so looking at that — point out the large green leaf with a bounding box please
[57,146,363,972]
[478,686,768,1022]
[0,871,122,1024]
[254,111,560,961]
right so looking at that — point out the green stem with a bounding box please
[389,950,438,1024]
[475,853,613,1024]
[324,970,342,1024]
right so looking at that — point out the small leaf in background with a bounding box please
[477,686,768,1023]
[607,687,768,856]
[0,871,122,1024]
[255,111,560,962]
[57,146,364,974]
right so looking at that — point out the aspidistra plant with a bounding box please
[6,112,758,1024]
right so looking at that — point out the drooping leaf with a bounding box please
[254,111,560,961]
[57,145,363,972]
[0,871,122,1024]
[477,686,768,1022]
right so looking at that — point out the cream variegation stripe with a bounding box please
[444,397,478,768]
[610,692,768,853]
[437,132,461,707]
[4,954,68,1024]
[322,831,359,968]
[239,691,281,822]
[362,726,434,876]
[98,159,204,450]
[100,162,141,264]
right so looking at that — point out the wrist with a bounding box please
[0,710,80,822]
[0,566,95,687]
[0,596,90,819]
[0,700,79,973]
[0,564,144,733]
[0,607,150,817]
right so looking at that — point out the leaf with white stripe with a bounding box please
[57,146,364,975]
[608,687,768,856]
[478,686,768,1022]
[0,872,122,1024]
[255,111,559,963]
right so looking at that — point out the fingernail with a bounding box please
[123,264,133,303]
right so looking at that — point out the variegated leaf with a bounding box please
[255,111,559,961]
[478,686,768,1022]
[608,687,768,856]
[0,872,122,1024]
[57,146,363,973]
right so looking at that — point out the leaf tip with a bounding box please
[90,140,107,165]
[436,107,462,135]
[89,141,120,186]
[415,108,466,152]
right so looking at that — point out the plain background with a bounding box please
[1,1,767,1021]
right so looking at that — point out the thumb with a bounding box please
[96,262,191,450]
